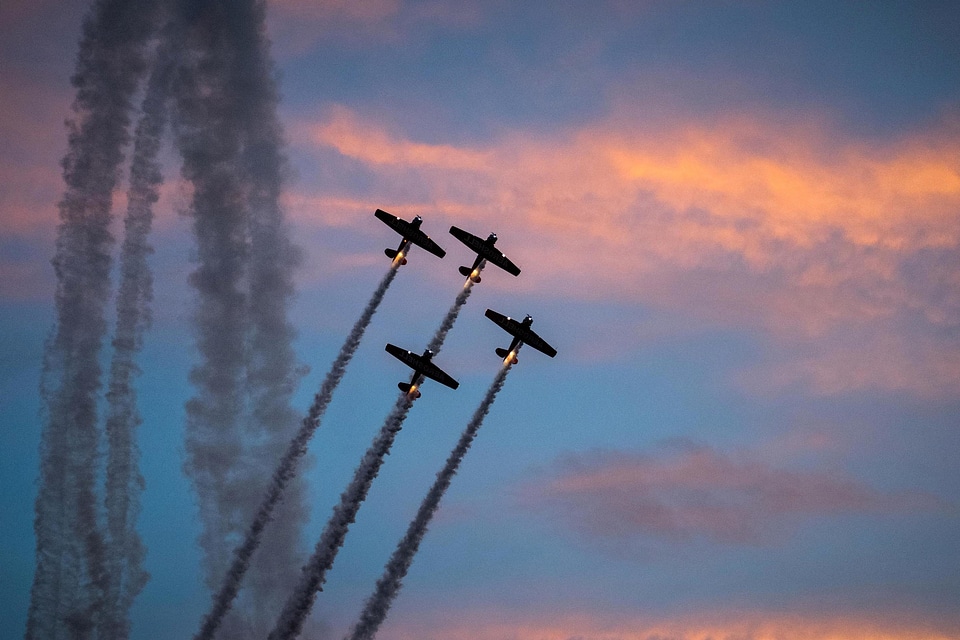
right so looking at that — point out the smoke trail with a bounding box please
[427,266,484,354]
[169,0,307,635]
[267,394,415,640]
[98,41,174,640]
[170,0,256,605]
[268,277,481,640]
[346,357,517,640]
[234,0,309,632]
[26,0,160,637]
[194,264,400,640]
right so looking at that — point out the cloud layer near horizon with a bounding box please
[378,607,960,640]
[285,105,960,396]
[516,444,943,547]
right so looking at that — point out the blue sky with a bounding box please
[2,1,959,638]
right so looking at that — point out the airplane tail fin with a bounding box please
[496,347,518,365]
[385,248,407,265]
[495,348,510,359]
[398,382,421,398]
[459,266,481,282]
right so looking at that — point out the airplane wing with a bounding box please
[449,225,486,254]
[484,309,520,334]
[375,209,411,235]
[408,229,446,258]
[519,330,557,358]
[449,226,521,276]
[484,249,520,276]
[385,343,425,370]
[417,360,460,390]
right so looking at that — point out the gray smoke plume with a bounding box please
[268,278,481,640]
[346,357,516,640]
[26,0,160,637]
[98,41,174,640]
[168,0,309,635]
[195,264,400,640]
[171,0,254,605]
[225,0,307,633]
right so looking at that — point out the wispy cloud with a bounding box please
[289,106,960,395]
[517,444,943,546]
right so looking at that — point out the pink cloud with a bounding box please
[382,607,960,640]
[0,71,72,234]
[516,445,942,546]
[288,106,960,395]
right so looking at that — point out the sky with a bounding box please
[2,1,960,639]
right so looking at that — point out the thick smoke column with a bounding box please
[168,0,307,635]
[26,0,159,637]
[269,277,482,640]
[171,0,253,604]
[98,43,174,640]
[195,264,400,640]
[346,357,517,640]
[224,0,307,632]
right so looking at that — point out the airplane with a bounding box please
[375,208,446,265]
[484,308,557,364]
[385,343,459,398]
[449,225,521,283]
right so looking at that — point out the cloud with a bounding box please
[289,106,960,395]
[516,445,942,546]
[266,0,486,54]
[382,608,960,640]
[0,71,71,235]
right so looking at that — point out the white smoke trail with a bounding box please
[268,277,481,640]
[345,357,516,640]
[27,0,160,636]
[194,264,400,640]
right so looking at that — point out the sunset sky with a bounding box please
[2,1,959,639]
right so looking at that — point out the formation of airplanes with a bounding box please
[376,208,555,397]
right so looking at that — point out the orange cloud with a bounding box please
[308,106,491,171]
[516,445,941,546]
[290,106,960,395]
[383,608,960,640]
